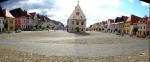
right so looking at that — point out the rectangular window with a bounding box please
[81,22,84,25]
[81,28,83,31]
[76,22,79,25]
[72,21,74,25]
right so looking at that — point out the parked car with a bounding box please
[15,29,22,33]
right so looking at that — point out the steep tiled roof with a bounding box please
[10,8,27,17]
[131,15,141,24]
[29,12,36,16]
[126,15,141,24]
[0,6,5,17]
[2,9,14,18]
[108,19,114,23]
[29,12,36,19]
[122,16,128,21]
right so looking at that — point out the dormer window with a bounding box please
[76,12,79,15]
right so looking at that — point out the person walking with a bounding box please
[121,29,124,36]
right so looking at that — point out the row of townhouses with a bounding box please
[0,7,64,33]
[89,15,150,38]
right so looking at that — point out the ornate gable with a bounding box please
[68,3,86,20]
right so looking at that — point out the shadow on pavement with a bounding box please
[74,32,90,36]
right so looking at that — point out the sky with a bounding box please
[0,0,149,27]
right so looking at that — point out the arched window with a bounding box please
[76,12,79,15]
[81,28,83,31]
[72,21,74,25]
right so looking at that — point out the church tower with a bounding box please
[67,1,86,33]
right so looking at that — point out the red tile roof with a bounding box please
[2,9,14,18]
[122,16,128,21]
[131,15,141,23]
[108,19,114,23]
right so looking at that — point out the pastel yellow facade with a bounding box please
[123,21,131,34]
[4,17,15,32]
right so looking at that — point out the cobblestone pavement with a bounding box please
[0,30,149,62]
[0,30,149,44]
[0,46,149,62]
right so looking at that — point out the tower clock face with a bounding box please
[76,12,80,15]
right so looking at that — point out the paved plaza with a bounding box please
[0,30,149,62]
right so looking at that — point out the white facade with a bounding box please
[138,24,146,31]
[55,23,64,30]
[41,17,48,29]
[0,17,4,32]
[26,16,36,30]
[67,2,86,33]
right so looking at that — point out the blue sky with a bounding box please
[0,0,149,27]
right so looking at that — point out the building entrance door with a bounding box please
[76,27,80,32]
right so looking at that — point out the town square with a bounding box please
[0,30,149,62]
[0,0,150,62]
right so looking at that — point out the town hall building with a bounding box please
[67,1,86,33]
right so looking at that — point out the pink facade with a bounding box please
[147,18,150,34]
[107,19,114,24]
[15,16,26,30]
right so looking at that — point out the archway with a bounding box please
[76,27,80,32]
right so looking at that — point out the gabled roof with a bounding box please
[127,15,141,24]
[29,12,36,19]
[2,9,14,18]
[108,19,114,23]
[115,17,122,23]
[10,8,27,17]
[29,12,36,17]
[138,15,148,24]
[121,16,128,21]
[102,21,107,25]
[0,6,5,17]
[68,3,86,20]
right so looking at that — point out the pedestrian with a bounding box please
[48,28,49,32]
[144,32,146,38]
[47,26,50,32]
[121,29,124,36]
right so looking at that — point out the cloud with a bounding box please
[128,0,134,3]
[140,1,149,7]
[48,0,123,27]
[1,0,54,10]
[1,0,130,27]
[28,9,42,14]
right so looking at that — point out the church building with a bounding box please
[67,1,86,33]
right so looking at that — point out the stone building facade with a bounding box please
[136,16,147,38]
[3,9,15,32]
[67,2,86,33]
